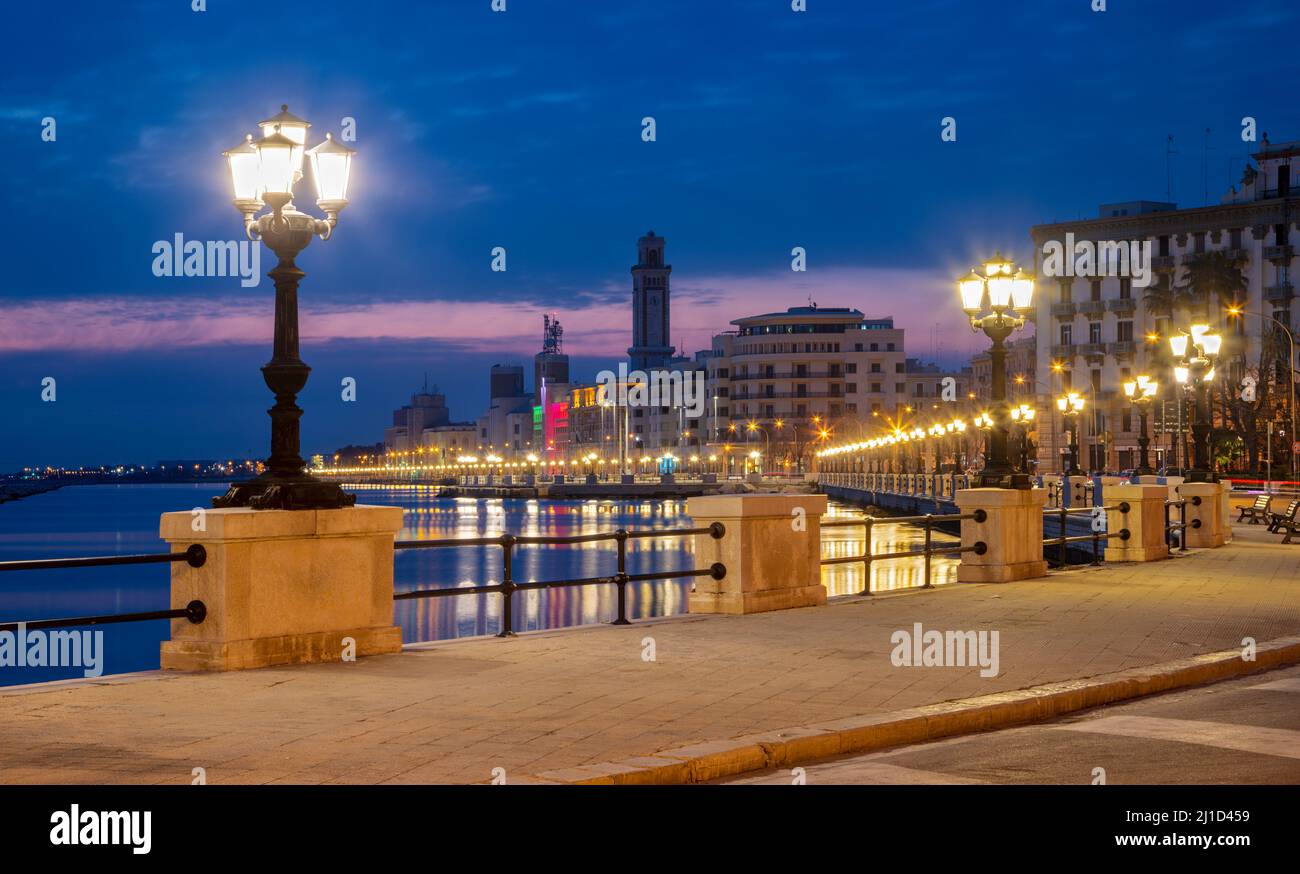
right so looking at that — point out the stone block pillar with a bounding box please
[955,488,1048,583]
[1180,481,1231,548]
[1103,483,1168,562]
[686,494,828,614]
[1179,481,1226,548]
[159,505,404,671]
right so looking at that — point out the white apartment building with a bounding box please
[1031,137,1300,472]
[705,308,909,463]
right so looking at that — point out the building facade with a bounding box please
[1030,137,1300,473]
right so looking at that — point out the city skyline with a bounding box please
[3,0,1299,467]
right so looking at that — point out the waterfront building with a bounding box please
[1030,136,1300,473]
[476,364,537,456]
[705,308,909,469]
[384,386,452,452]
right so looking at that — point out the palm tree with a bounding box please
[1179,249,1248,316]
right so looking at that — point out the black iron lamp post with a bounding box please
[214,105,358,510]
[1170,325,1222,483]
[959,253,1035,488]
[1056,391,1085,476]
[1123,374,1158,476]
[1009,403,1036,474]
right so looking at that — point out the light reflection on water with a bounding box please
[0,483,955,684]
[818,502,960,596]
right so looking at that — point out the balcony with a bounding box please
[1107,341,1135,356]
[1152,255,1177,270]
[1266,283,1295,303]
[1106,298,1136,313]
[1264,245,1295,262]
[730,371,839,381]
[1050,302,1076,317]
[1050,344,1077,358]
[1079,343,1107,356]
[1224,247,1249,262]
[1078,300,1106,315]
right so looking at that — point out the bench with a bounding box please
[1267,500,1300,533]
[1238,495,1272,524]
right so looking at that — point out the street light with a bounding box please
[214,105,357,510]
[1009,403,1036,473]
[1122,375,1158,476]
[1170,324,1222,482]
[1056,392,1086,476]
[959,252,1035,487]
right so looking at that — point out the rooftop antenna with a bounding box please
[1203,127,1214,204]
[1165,134,1178,201]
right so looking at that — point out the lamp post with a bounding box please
[1056,392,1086,476]
[1170,324,1222,482]
[1009,403,1036,474]
[1122,375,1158,476]
[214,105,357,511]
[1227,305,1296,480]
[959,253,1035,488]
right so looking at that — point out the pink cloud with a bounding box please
[0,267,998,364]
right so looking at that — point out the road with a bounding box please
[723,665,1300,785]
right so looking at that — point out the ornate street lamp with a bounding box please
[1056,392,1086,476]
[215,105,358,510]
[959,253,1034,487]
[1009,403,1036,473]
[1122,375,1158,476]
[1170,325,1222,482]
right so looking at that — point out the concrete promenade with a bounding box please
[2,523,1299,785]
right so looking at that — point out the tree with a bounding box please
[1218,325,1288,474]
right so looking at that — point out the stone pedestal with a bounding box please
[1103,483,1169,562]
[955,488,1049,583]
[686,494,828,614]
[1180,481,1231,548]
[1064,476,1092,507]
[159,505,404,671]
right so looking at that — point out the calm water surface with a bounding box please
[0,483,956,685]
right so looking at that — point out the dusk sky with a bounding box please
[2,0,1298,469]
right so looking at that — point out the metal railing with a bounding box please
[1165,495,1202,550]
[820,511,987,594]
[393,524,727,636]
[1043,503,1131,568]
[0,544,209,633]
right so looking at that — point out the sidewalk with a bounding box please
[2,523,1299,785]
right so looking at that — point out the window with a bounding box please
[829,364,841,377]
[896,382,905,394]
[1059,279,1072,304]
[1230,228,1243,250]
[855,343,863,352]
[1117,320,1133,342]
[914,383,924,397]
[896,363,905,373]
[845,363,857,373]
[870,342,879,352]
[1090,280,1102,301]
[1121,409,1132,432]
[1060,323,1073,345]
[846,383,856,394]
[1091,370,1102,394]
[1119,277,1131,299]
[1158,235,1170,257]
[887,343,896,352]
[870,382,881,393]
[870,362,882,373]
[1089,322,1102,344]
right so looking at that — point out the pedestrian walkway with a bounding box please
[2,523,1299,785]
[727,665,1300,784]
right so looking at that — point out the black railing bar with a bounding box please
[0,544,207,573]
[1043,531,1129,546]
[394,583,505,600]
[820,542,982,566]
[514,574,621,592]
[395,537,503,550]
[0,599,206,633]
[628,523,725,540]
[822,511,982,527]
[625,564,726,583]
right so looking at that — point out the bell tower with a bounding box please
[628,230,674,369]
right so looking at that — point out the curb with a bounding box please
[532,634,1300,785]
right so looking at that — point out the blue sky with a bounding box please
[1,0,1297,468]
